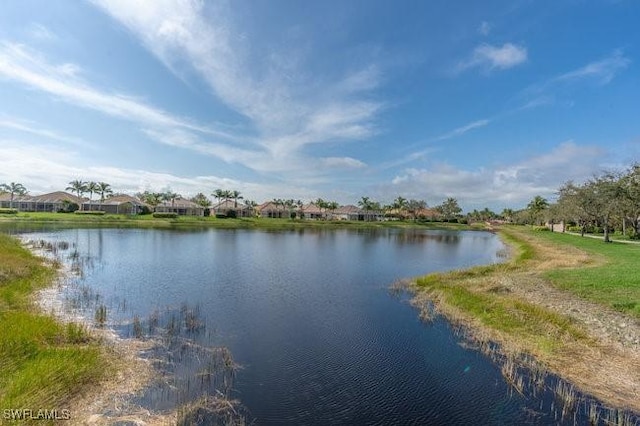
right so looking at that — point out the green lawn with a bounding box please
[534,231,640,318]
[0,233,107,418]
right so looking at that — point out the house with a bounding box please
[83,195,150,215]
[0,191,85,212]
[256,201,288,218]
[333,205,363,221]
[299,203,324,220]
[211,199,252,217]
[155,198,205,216]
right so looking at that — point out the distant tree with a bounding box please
[358,196,373,221]
[326,201,339,219]
[137,191,163,207]
[245,200,258,217]
[191,192,211,208]
[96,182,113,204]
[437,197,462,221]
[501,208,515,222]
[163,191,181,208]
[212,189,225,206]
[85,181,99,211]
[526,195,549,225]
[406,199,427,221]
[231,190,243,208]
[618,163,640,238]
[0,182,27,209]
[315,198,327,219]
[66,180,87,210]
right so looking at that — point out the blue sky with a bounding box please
[1,0,638,211]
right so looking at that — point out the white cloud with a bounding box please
[0,42,228,137]
[0,116,91,147]
[433,119,490,141]
[387,141,604,210]
[459,43,527,72]
[90,0,383,157]
[555,49,630,85]
[321,157,366,169]
[0,140,316,202]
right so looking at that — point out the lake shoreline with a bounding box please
[22,235,245,425]
[410,225,640,417]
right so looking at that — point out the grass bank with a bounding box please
[0,211,477,231]
[413,225,640,414]
[536,231,640,318]
[0,233,108,424]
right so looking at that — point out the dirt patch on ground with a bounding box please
[411,228,640,414]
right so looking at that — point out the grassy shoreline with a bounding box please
[412,225,640,414]
[0,233,109,424]
[0,211,478,231]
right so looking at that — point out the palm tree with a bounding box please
[527,195,549,225]
[163,191,180,208]
[66,180,87,210]
[501,208,515,223]
[326,201,339,220]
[137,191,163,207]
[97,182,113,204]
[358,196,373,221]
[85,181,99,211]
[212,189,225,206]
[0,182,27,209]
[315,198,326,219]
[231,190,243,208]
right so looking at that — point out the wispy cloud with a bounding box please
[478,21,491,36]
[519,49,631,109]
[555,49,630,85]
[0,140,319,201]
[0,116,90,147]
[0,41,230,138]
[434,119,490,141]
[90,0,383,157]
[28,23,57,42]
[458,43,527,73]
[321,157,366,169]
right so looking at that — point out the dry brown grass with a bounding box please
[412,226,640,414]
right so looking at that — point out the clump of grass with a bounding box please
[132,315,143,339]
[176,395,246,426]
[95,304,107,327]
[0,233,107,415]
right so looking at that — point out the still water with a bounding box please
[11,227,614,425]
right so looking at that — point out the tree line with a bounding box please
[518,163,640,242]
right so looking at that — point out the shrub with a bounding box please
[74,210,106,215]
[139,205,152,215]
[532,226,550,232]
[215,213,227,219]
[0,208,18,214]
[58,200,79,213]
[152,212,178,219]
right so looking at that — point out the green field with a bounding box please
[535,231,640,318]
[0,233,107,421]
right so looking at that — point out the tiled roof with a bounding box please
[157,198,203,209]
[29,191,85,204]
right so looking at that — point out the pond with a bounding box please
[9,226,620,425]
